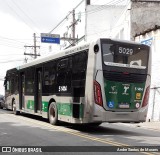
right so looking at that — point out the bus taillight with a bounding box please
[142,86,150,107]
[94,80,103,107]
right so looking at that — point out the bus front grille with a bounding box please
[103,71,147,83]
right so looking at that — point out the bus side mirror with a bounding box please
[94,44,99,53]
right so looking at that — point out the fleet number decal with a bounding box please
[118,47,133,55]
[59,86,67,92]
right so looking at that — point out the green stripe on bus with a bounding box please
[79,104,84,118]
[27,100,83,118]
[57,103,84,118]
[26,100,48,112]
[42,101,48,112]
[27,100,34,110]
[57,103,72,116]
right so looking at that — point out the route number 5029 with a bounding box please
[118,47,133,55]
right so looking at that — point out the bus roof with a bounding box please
[16,42,90,70]
[6,38,149,73]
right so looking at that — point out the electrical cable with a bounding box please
[5,0,38,33]
[0,59,24,63]
[11,0,41,32]
[49,0,85,33]
[49,0,127,34]
[0,35,33,47]
[84,0,126,15]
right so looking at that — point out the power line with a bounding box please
[49,14,71,34]
[49,0,127,34]
[74,0,85,9]
[84,0,126,15]
[48,0,127,49]
[0,35,49,56]
[5,0,38,33]
[0,54,23,56]
[0,42,24,50]
[11,0,40,32]
[0,59,24,63]
[87,22,127,37]
[59,0,127,21]
[0,36,33,50]
[49,0,85,33]
[54,0,123,21]
[0,35,32,45]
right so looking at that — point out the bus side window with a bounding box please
[4,78,10,96]
[56,57,72,94]
[15,75,19,94]
[25,68,34,95]
[11,77,14,94]
[72,51,88,99]
[43,61,56,95]
[7,81,10,91]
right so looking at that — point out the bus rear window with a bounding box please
[102,43,149,69]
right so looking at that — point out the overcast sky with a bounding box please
[0,0,86,94]
[0,0,121,94]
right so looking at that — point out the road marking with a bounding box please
[6,114,155,155]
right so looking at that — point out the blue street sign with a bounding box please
[41,33,60,44]
[41,37,60,44]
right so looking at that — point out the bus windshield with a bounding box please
[102,43,149,69]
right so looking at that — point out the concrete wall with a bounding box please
[131,1,160,40]
[85,5,126,41]
[85,1,160,120]
[135,29,160,121]
[109,2,131,40]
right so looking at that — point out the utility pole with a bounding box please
[49,0,85,49]
[86,0,90,5]
[85,0,90,41]
[24,33,40,60]
[72,9,76,46]
[61,9,81,47]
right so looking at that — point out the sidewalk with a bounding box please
[131,121,160,131]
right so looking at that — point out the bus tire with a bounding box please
[48,102,58,125]
[13,100,20,115]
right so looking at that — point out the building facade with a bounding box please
[85,0,160,120]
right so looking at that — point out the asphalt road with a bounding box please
[0,109,160,155]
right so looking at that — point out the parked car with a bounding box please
[0,95,5,109]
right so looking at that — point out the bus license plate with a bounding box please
[119,104,129,109]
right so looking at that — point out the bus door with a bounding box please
[35,68,42,113]
[20,73,25,110]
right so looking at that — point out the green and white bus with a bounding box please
[4,38,151,125]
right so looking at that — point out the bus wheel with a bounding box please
[48,102,58,125]
[13,100,19,115]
